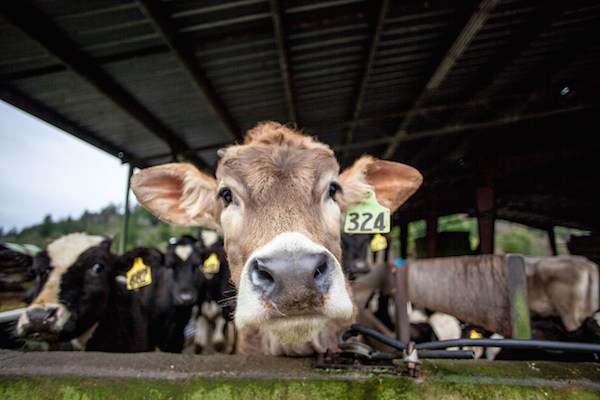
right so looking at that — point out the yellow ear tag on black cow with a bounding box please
[203,253,220,274]
[126,257,152,290]
[370,233,388,252]
[469,329,483,339]
[344,191,390,234]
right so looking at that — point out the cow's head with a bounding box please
[17,233,114,348]
[131,122,422,344]
[164,236,201,306]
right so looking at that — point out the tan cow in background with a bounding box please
[131,121,422,356]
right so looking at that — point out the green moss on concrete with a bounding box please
[1,371,599,400]
[422,359,600,382]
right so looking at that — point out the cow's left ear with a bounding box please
[339,155,423,213]
[131,163,222,228]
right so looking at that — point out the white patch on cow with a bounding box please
[47,232,106,272]
[594,310,600,326]
[70,322,99,350]
[486,333,504,360]
[195,315,210,349]
[234,232,353,344]
[429,312,462,342]
[201,230,219,247]
[407,302,429,324]
[18,233,106,335]
[202,301,221,319]
[115,275,127,286]
[212,315,226,347]
[175,244,193,261]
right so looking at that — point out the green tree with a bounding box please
[39,214,54,237]
[500,230,532,254]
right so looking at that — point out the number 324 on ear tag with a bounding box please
[344,191,390,234]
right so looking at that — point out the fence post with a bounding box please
[394,258,411,344]
[507,254,531,339]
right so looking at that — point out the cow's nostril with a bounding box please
[251,260,276,293]
[26,306,59,330]
[314,262,328,279]
[47,307,58,319]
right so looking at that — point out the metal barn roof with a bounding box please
[1,0,599,232]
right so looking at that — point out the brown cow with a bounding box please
[131,121,422,355]
[524,255,599,332]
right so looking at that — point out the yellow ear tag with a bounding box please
[203,253,220,274]
[344,191,390,234]
[469,330,483,339]
[370,233,388,252]
[126,257,152,290]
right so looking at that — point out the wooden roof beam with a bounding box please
[453,1,568,124]
[382,0,501,159]
[269,0,298,125]
[340,0,389,164]
[337,103,597,152]
[136,0,243,143]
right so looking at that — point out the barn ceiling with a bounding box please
[1,0,599,232]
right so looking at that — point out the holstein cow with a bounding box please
[131,121,423,356]
[17,233,149,352]
[191,238,237,354]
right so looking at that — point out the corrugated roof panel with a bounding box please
[103,53,233,149]
[33,1,164,59]
[11,70,170,160]
[0,18,56,74]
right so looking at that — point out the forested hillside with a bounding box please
[0,204,200,253]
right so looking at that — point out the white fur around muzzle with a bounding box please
[234,232,353,344]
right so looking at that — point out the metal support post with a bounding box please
[119,163,134,254]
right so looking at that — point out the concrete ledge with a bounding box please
[1,350,599,399]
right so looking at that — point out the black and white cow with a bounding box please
[193,237,236,354]
[113,240,200,353]
[16,232,149,352]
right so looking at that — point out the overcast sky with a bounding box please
[0,100,136,232]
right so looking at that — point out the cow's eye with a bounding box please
[219,187,234,206]
[329,182,340,199]
[92,263,104,274]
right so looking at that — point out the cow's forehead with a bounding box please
[217,122,337,177]
[217,139,339,192]
[46,233,106,272]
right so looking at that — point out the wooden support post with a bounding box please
[426,195,439,258]
[547,227,558,256]
[476,185,495,254]
[399,219,409,259]
[507,254,531,339]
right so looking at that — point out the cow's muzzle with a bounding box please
[235,232,354,344]
[250,251,333,315]
[18,306,61,340]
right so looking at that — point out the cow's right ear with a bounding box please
[130,163,222,228]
